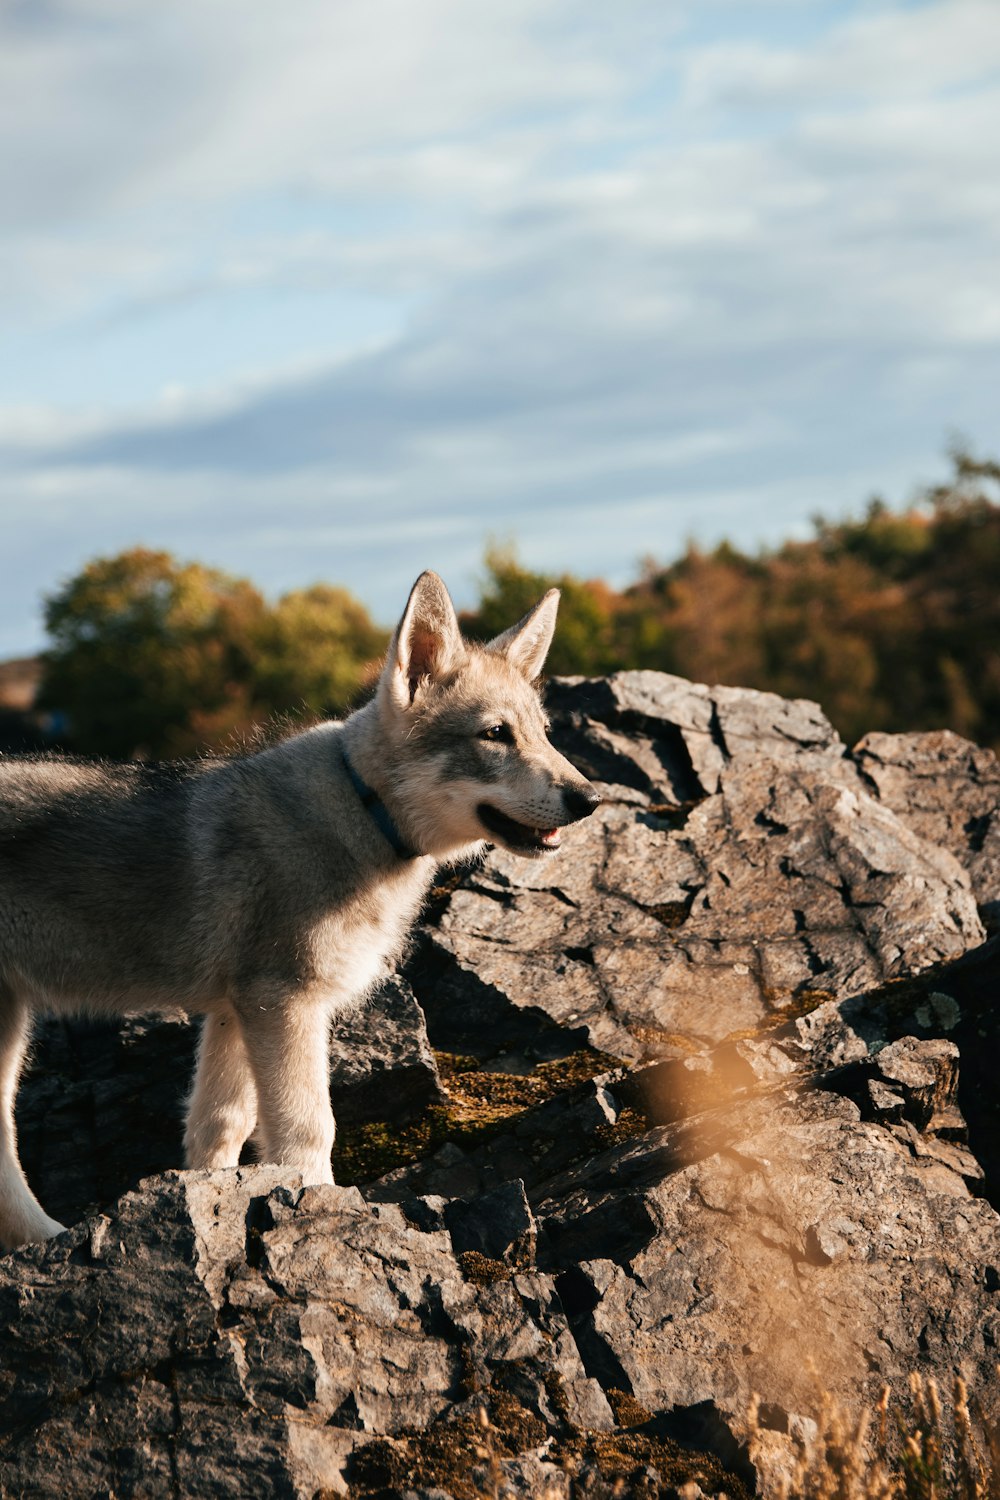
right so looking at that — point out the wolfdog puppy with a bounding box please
[0,571,600,1250]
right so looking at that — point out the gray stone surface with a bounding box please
[7,997,1000,1497]
[369,1072,631,1207]
[444,1178,537,1268]
[5,671,1000,1498]
[546,672,844,803]
[14,1010,196,1229]
[0,1168,612,1499]
[853,728,1000,928]
[416,758,982,1064]
[328,974,446,1125]
[538,1084,1000,1470]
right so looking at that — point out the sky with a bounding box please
[1,0,999,656]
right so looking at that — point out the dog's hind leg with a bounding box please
[235,995,335,1188]
[0,989,66,1251]
[184,1006,259,1170]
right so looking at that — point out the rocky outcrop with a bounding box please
[0,1168,617,1498]
[414,674,983,1066]
[4,672,1000,1499]
[853,729,1000,930]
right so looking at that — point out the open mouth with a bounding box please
[477,802,561,854]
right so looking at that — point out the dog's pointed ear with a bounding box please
[383,571,464,708]
[486,588,560,680]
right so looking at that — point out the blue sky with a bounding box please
[1,0,999,655]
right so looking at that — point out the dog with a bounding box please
[0,571,600,1250]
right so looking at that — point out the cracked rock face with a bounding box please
[537,1086,1000,1435]
[545,672,843,803]
[6,1016,1000,1498]
[0,1168,611,1499]
[5,670,1000,1499]
[854,729,1000,930]
[414,675,982,1065]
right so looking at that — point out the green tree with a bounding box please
[34,448,1000,761]
[41,549,267,758]
[460,544,625,677]
[39,549,386,760]
[253,583,388,719]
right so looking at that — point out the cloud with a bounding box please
[1,0,999,656]
[0,0,636,226]
[680,0,1000,111]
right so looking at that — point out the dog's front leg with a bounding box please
[184,1007,259,1170]
[235,995,335,1186]
[0,990,67,1249]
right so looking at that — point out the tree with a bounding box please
[33,447,1000,761]
[624,447,1000,749]
[39,549,386,760]
[253,584,388,720]
[460,544,626,677]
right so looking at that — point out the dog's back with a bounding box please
[0,755,210,1017]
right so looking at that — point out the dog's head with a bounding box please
[377,571,600,860]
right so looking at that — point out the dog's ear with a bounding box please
[383,571,465,708]
[486,589,560,681]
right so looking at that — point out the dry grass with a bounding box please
[751,1373,1000,1500]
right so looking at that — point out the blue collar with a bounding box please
[340,745,418,861]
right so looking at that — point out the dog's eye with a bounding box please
[479,723,514,744]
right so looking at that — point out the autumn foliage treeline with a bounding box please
[464,449,1000,753]
[33,450,1000,759]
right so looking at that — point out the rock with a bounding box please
[14,1011,196,1230]
[10,1038,1000,1495]
[5,672,1000,1497]
[369,1072,633,1208]
[853,729,1000,929]
[0,1166,303,1499]
[786,934,1000,1207]
[328,975,446,1126]
[870,1035,960,1130]
[0,1167,614,1499]
[445,1179,537,1268]
[536,1086,1000,1459]
[413,760,982,1065]
[546,672,844,802]
[473,1453,571,1498]
[408,672,981,1069]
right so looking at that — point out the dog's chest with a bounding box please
[306,870,427,1003]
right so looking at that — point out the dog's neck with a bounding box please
[339,700,422,861]
[339,740,417,861]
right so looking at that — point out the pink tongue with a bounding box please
[540,829,561,846]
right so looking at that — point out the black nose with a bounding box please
[563,784,602,822]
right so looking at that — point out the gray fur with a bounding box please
[0,572,598,1249]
